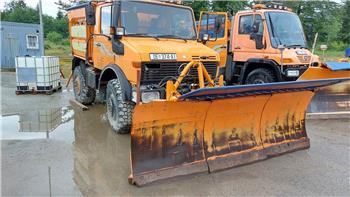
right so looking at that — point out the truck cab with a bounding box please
[67,0,219,133]
[198,4,320,85]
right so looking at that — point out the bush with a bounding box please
[329,41,347,51]
[47,31,63,44]
[62,39,70,46]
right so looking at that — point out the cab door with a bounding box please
[92,4,114,70]
[198,12,228,68]
[232,13,265,62]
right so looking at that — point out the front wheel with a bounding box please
[106,79,135,134]
[245,68,277,84]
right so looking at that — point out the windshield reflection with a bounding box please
[121,1,196,40]
[266,12,307,48]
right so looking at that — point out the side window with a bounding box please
[239,15,262,34]
[26,34,39,49]
[199,14,226,39]
[101,6,111,34]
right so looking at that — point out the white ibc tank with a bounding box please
[15,56,61,92]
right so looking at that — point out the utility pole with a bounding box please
[39,0,44,56]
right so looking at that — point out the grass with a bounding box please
[44,41,72,78]
[314,49,346,62]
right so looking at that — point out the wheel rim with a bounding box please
[73,75,81,96]
[252,79,265,84]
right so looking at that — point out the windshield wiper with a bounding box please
[286,44,308,49]
[127,33,159,40]
[155,35,188,42]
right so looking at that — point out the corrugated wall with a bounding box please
[0,21,44,68]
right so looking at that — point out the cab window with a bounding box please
[239,14,263,34]
[199,14,226,39]
[101,6,112,34]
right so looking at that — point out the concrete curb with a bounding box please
[306,112,350,120]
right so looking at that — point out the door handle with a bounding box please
[96,43,102,47]
[234,46,241,49]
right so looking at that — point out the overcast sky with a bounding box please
[0,0,70,17]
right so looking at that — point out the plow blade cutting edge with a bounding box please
[129,78,349,186]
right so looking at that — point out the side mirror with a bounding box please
[250,32,264,49]
[252,22,260,33]
[116,27,125,37]
[201,33,209,42]
[85,4,95,26]
[214,17,222,32]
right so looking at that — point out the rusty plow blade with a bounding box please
[129,79,350,186]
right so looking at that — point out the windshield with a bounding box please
[265,12,307,48]
[120,1,196,40]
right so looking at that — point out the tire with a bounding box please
[245,68,277,84]
[106,78,135,134]
[72,64,96,105]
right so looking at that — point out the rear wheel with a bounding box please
[73,64,96,104]
[245,68,277,84]
[106,79,135,134]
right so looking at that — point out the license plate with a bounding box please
[287,70,300,77]
[150,53,177,61]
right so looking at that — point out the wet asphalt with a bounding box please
[1,72,350,196]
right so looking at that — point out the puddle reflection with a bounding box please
[1,107,74,140]
[72,105,131,195]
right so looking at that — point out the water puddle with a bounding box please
[1,105,133,196]
[1,107,74,140]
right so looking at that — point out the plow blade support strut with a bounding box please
[130,78,349,186]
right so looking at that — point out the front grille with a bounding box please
[141,61,217,85]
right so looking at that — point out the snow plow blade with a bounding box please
[129,78,349,186]
[299,62,350,80]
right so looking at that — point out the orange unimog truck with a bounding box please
[67,0,219,133]
[197,4,320,85]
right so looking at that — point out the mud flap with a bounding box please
[130,79,349,186]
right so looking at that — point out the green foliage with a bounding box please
[1,0,68,39]
[1,0,348,52]
[183,1,209,20]
[211,0,249,14]
[47,31,63,43]
[329,41,347,51]
[339,0,350,43]
[1,0,39,24]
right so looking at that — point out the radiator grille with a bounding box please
[141,62,217,85]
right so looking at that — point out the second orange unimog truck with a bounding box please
[198,4,321,84]
[67,0,349,186]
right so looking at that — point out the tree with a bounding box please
[1,0,39,24]
[183,1,209,20]
[339,0,350,44]
[211,0,249,15]
[47,31,63,43]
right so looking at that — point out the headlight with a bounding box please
[141,91,160,103]
[286,70,300,77]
